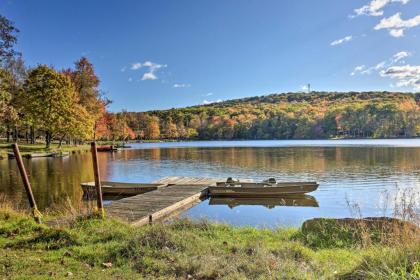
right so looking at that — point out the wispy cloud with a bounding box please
[380,65,420,89]
[330,36,352,46]
[141,72,157,81]
[204,92,213,96]
[351,65,366,76]
[393,51,411,62]
[203,99,222,105]
[173,83,191,88]
[352,51,419,89]
[131,62,142,70]
[374,13,420,37]
[126,60,167,81]
[352,0,410,17]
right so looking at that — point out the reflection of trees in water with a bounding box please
[0,153,95,209]
[1,147,419,210]
[122,147,420,173]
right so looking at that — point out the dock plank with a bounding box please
[102,176,253,226]
[104,178,218,225]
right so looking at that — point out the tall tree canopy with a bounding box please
[22,65,93,148]
[0,14,20,64]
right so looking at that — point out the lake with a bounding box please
[1,139,419,227]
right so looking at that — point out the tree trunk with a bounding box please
[45,131,51,149]
[30,126,35,144]
[26,127,29,144]
[13,126,18,143]
[58,134,66,148]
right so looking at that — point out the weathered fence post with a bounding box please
[12,143,42,223]
[91,142,104,218]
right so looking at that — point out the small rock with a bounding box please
[187,274,194,280]
[65,271,73,277]
[102,262,113,268]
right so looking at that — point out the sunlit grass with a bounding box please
[0,207,418,279]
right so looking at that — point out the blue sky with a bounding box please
[1,0,419,111]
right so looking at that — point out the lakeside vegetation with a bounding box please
[0,206,419,279]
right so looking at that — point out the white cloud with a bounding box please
[131,62,142,70]
[374,13,420,37]
[375,61,387,70]
[203,99,222,105]
[351,51,413,76]
[141,72,157,81]
[126,60,167,81]
[128,77,133,82]
[390,29,404,37]
[393,51,411,62]
[142,61,167,72]
[205,92,213,96]
[351,51,418,89]
[353,0,410,17]
[351,65,365,76]
[121,66,127,72]
[173,83,191,88]
[380,65,420,89]
[330,36,352,46]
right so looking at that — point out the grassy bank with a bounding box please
[0,209,419,279]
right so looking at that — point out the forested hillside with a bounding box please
[121,92,420,140]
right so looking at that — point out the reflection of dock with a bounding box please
[104,177,222,226]
[209,195,319,209]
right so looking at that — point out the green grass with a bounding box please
[0,209,419,279]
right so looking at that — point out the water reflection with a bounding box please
[1,141,419,227]
[209,195,319,208]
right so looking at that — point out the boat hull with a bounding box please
[208,183,318,197]
[209,195,319,208]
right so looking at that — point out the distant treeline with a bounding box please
[120,92,420,140]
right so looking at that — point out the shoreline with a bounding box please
[1,138,420,160]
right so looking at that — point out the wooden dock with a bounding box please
[104,177,222,226]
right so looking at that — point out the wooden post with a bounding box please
[12,143,42,223]
[91,142,104,217]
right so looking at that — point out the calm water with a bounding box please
[1,139,419,227]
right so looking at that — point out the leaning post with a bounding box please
[91,142,104,218]
[12,143,42,223]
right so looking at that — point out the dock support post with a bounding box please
[91,142,104,218]
[12,143,42,223]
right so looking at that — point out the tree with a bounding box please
[0,68,18,140]
[0,68,15,120]
[23,65,92,148]
[63,57,105,137]
[145,116,160,140]
[0,14,20,65]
